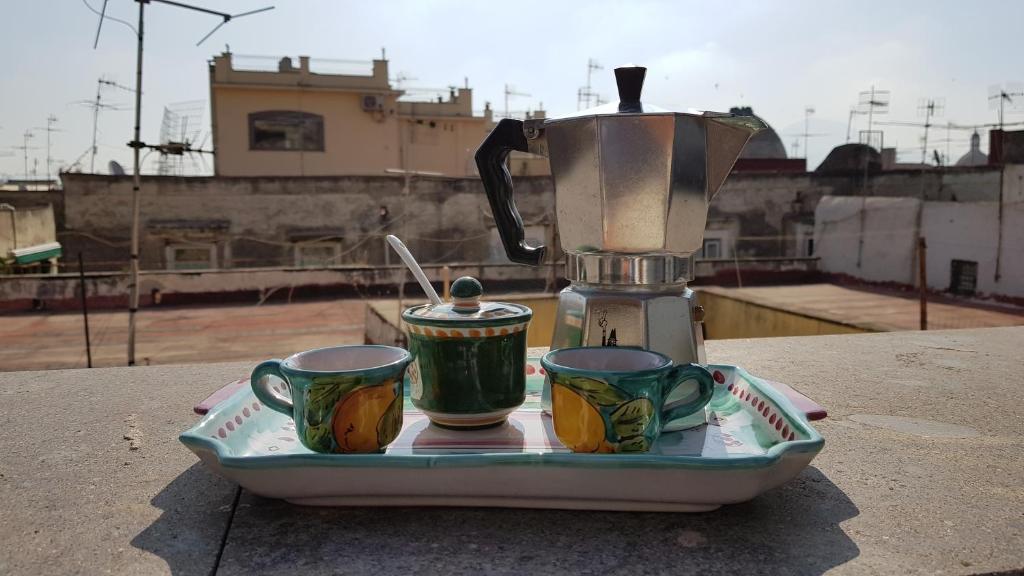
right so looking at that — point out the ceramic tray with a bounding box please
[180,360,824,512]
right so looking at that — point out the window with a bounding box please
[294,242,341,267]
[949,259,978,296]
[249,111,324,151]
[166,243,216,270]
[701,239,721,259]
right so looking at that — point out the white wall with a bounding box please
[815,196,1024,298]
[814,196,921,285]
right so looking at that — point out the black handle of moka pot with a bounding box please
[474,118,546,266]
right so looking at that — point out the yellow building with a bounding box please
[209,53,497,177]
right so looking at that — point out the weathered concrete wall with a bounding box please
[814,196,922,286]
[0,262,564,311]
[698,289,870,339]
[0,205,57,257]
[814,196,1024,299]
[0,190,64,229]
[46,166,1006,273]
[60,173,556,271]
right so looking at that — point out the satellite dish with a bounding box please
[108,160,125,176]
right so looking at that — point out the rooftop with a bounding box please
[1,326,1021,573]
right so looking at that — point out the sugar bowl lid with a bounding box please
[402,276,532,328]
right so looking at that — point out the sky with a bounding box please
[2,0,1023,180]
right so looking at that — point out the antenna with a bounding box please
[857,86,890,150]
[72,77,133,173]
[577,58,604,110]
[156,101,205,175]
[12,130,41,180]
[89,0,274,367]
[391,72,417,89]
[31,115,64,181]
[916,97,944,164]
[988,83,1024,129]
[803,106,815,158]
[504,84,530,119]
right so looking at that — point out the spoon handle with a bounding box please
[386,235,444,305]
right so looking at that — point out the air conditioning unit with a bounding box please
[361,94,384,111]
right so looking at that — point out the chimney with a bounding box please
[989,129,1004,165]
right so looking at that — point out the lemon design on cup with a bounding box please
[331,382,402,453]
[552,383,613,453]
[552,376,655,453]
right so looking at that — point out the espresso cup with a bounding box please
[541,347,714,453]
[251,345,411,454]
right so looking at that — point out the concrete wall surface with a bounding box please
[815,196,1024,298]
[0,262,563,311]
[697,289,869,339]
[59,173,556,270]
[0,205,56,254]
[814,196,922,286]
[39,165,1012,277]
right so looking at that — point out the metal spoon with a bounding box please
[386,235,443,306]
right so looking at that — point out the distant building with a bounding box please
[731,107,787,160]
[0,203,61,273]
[956,131,988,167]
[729,107,806,173]
[209,52,493,177]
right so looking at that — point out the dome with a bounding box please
[815,143,881,174]
[730,106,787,159]
[955,131,988,167]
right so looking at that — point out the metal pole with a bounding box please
[867,86,875,141]
[918,237,927,331]
[994,168,1005,282]
[91,81,101,173]
[127,0,144,366]
[23,131,31,181]
[46,116,52,181]
[78,252,93,368]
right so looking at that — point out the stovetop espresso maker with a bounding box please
[475,65,764,365]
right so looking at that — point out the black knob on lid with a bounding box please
[615,66,646,112]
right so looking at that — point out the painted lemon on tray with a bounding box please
[552,383,615,453]
[331,382,402,453]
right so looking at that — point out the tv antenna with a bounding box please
[12,130,40,181]
[504,84,531,119]
[155,101,209,176]
[32,115,63,181]
[916,97,944,164]
[577,58,604,110]
[90,0,274,367]
[988,83,1024,129]
[71,77,133,173]
[391,72,418,85]
[856,86,890,150]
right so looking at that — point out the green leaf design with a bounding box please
[561,375,627,407]
[376,394,403,448]
[617,436,651,453]
[304,379,363,426]
[610,398,654,438]
[303,422,334,452]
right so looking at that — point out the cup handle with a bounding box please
[250,359,294,416]
[661,363,714,423]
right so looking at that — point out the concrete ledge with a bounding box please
[3,327,1021,573]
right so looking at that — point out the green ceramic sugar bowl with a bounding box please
[402,276,532,429]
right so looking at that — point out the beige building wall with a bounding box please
[0,205,57,254]
[213,87,402,177]
[210,53,496,178]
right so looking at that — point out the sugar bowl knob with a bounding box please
[451,276,483,313]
